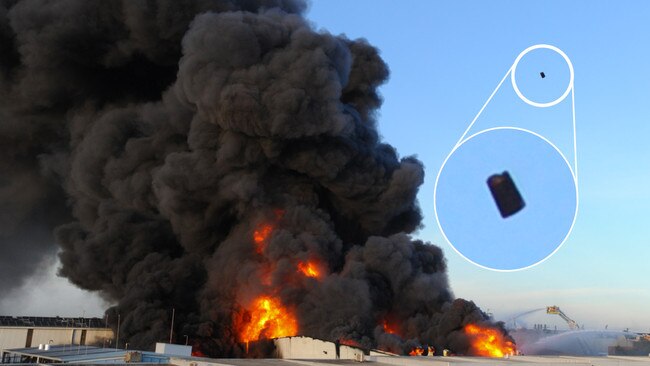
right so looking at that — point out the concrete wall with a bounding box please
[169,357,233,366]
[340,344,365,361]
[155,343,192,357]
[274,336,337,359]
[0,327,113,351]
[0,328,29,349]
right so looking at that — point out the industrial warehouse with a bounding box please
[1,315,650,366]
[0,316,112,350]
[3,341,650,366]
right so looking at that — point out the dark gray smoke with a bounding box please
[0,0,512,356]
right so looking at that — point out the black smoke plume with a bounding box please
[0,0,513,356]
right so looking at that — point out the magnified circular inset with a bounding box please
[434,127,577,271]
[511,44,574,108]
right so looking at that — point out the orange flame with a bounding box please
[191,349,207,358]
[253,210,284,254]
[253,224,273,254]
[383,320,398,335]
[237,296,298,343]
[297,261,321,279]
[339,338,361,348]
[409,346,425,356]
[464,324,515,357]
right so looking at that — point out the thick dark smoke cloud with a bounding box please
[0,0,512,356]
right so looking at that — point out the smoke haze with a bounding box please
[0,0,511,356]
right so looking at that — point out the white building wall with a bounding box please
[31,328,74,346]
[274,336,337,359]
[169,357,232,366]
[340,344,365,361]
[83,329,113,345]
[0,327,113,351]
[0,328,29,350]
[155,342,192,357]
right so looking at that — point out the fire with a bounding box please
[297,260,321,279]
[191,349,207,358]
[464,324,515,357]
[409,346,425,356]
[189,340,207,358]
[253,224,273,253]
[339,338,361,348]
[383,320,398,335]
[252,210,284,254]
[238,296,298,343]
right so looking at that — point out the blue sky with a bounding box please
[306,0,650,331]
[436,128,577,271]
[2,0,649,333]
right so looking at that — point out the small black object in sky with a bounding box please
[487,171,526,218]
[540,72,546,78]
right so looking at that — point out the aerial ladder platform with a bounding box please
[546,305,579,330]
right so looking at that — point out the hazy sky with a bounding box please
[4,1,650,332]
[0,256,108,318]
[305,0,650,332]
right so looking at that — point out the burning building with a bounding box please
[0,0,514,358]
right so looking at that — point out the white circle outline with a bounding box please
[433,127,579,272]
[511,44,574,108]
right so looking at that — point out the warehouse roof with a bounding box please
[0,315,106,328]
[4,345,650,366]
[1,345,167,364]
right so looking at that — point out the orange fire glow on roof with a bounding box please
[237,295,298,344]
[339,338,361,348]
[409,346,425,356]
[464,323,515,357]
